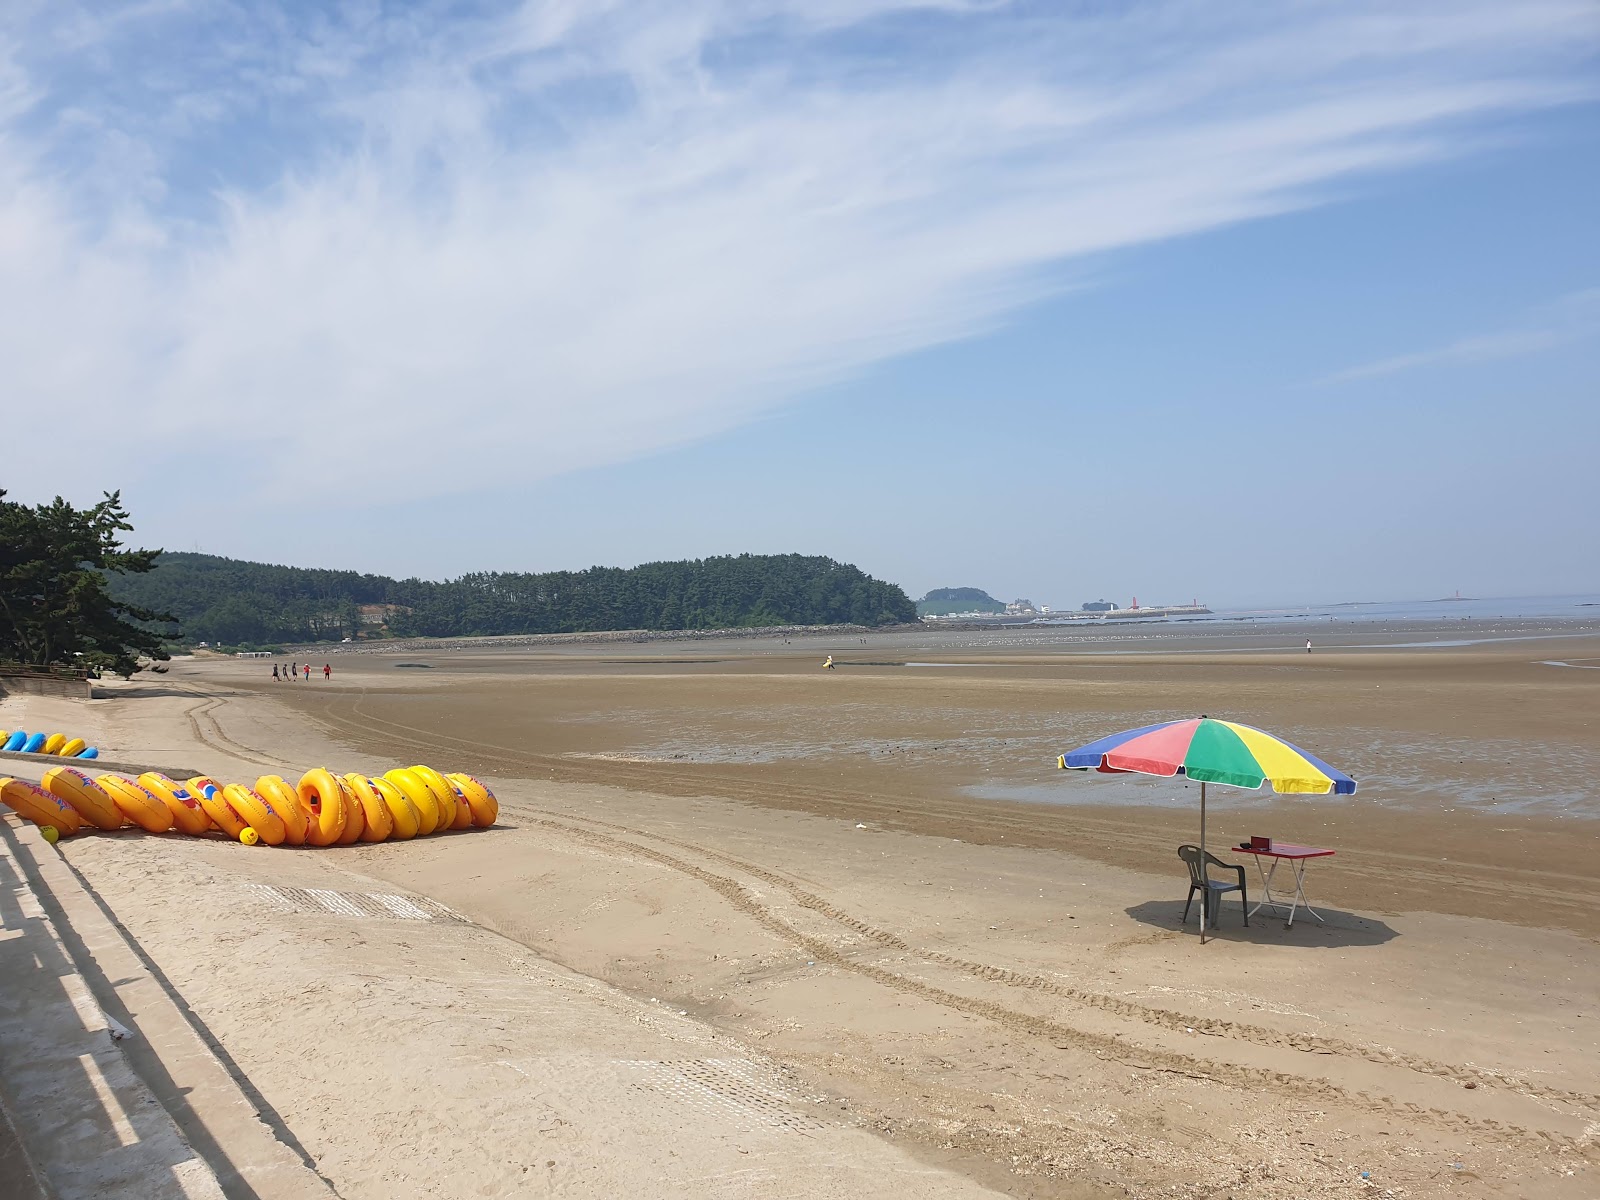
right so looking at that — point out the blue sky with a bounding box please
[4,2,1597,608]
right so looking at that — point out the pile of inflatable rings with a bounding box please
[1,729,99,759]
[0,766,496,846]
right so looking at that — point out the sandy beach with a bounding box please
[3,617,1598,1198]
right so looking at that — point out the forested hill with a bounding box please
[109,552,917,647]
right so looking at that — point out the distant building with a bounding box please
[1081,600,1113,612]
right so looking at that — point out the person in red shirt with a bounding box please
[323,663,331,679]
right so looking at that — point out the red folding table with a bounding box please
[1236,842,1334,927]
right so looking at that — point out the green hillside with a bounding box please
[109,552,917,647]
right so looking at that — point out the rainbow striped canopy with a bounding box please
[1058,717,1356,795]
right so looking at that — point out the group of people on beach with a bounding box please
[272,662,331,681]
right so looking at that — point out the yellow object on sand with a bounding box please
[240,827,260,845]
[447,773,499,828]
[139,773,214,836]
[42,766,124,830]
[40,825,59,844]
[42,733,67,755]
[58,738,88,758]
[371,776,421,840]
[298,769,348,846]
[97,775,174,834]
[194,781,250,840]
[2,777,84,835]
[383,769,441,835]
[224,784,287,845]
[256,776,309,846]
[342,774,395,843]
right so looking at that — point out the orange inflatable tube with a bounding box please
[2,777,85,835]
[446,773,499,828]
[255,776,309,845]
[223,784,287,845]
[97,775,174,834]
[42,766,124,830]
[138,773,214,836]
[194,782,250,839]
[298,769,348,846]
[409,765,470,831]
[370,776,420,840]
[342,775,394,843]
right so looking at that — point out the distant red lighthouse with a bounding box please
[1130,595,1139,610]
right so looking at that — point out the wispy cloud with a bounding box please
[1,1,1597,502]
[1324,288,1600,382]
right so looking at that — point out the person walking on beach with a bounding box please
[291,662,297,680]
[272,664,280,681]
[304,664,312,681]
[823,655,835,670]
[1306,638,1312,654]
[323,663,331,679]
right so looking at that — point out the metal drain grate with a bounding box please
[243,882,468,923]
[617,1058,826,1134]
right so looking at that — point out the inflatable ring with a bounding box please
[20,732,47,754]
[58,738,87,758]
[298,769,348,846]
[77,747,99,759]
[2,777,85,835]
[97,775,175,834]
[42,733,67,755]
[334,781,366,845]
[2,731,27,752]
[255,777,309,846]
[137,773,213,836]
[223,785,287,845]
[446,773,499,828]
[409,765,469,832]
[42,767,124,830]
[342,775,394,843]
[193,783,249,839]
[383,769,441,835]
[370,776,420,840]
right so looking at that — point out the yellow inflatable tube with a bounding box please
[42,767,124,830]
[446,773,499,828]
[369,776,420,839]
[383,769,441,835]
[97,775,174,834]
[42,733,67,755]
[224,784,287,845]
[58,737,88,758]
[409,765,470,831]
[2,777,85,836]
[255,776,309,846]
[298,769,348,846]
[139,773,214,836]
[342,775,394,843]
[194,781,251,840]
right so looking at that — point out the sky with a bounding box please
[3,0,1598,609]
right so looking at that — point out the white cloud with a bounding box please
[1325,288,1600,382]
[1,0,1597,502]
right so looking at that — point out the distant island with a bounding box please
[917,587,1007,617]
[109,551,917,649]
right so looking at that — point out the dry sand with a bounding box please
[2,619,1598,1198]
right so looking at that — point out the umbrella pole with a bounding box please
[1199,781,1208,944]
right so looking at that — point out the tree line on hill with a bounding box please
[109,551,918,647]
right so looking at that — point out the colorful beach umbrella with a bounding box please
[1057,717,1355,940]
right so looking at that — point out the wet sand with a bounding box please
[2,619,1598,1198]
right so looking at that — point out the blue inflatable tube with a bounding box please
[2,730,26,752]
[77,747,100,759]
[20,732,47,754]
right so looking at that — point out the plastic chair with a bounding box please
[1178,844,1248,927]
